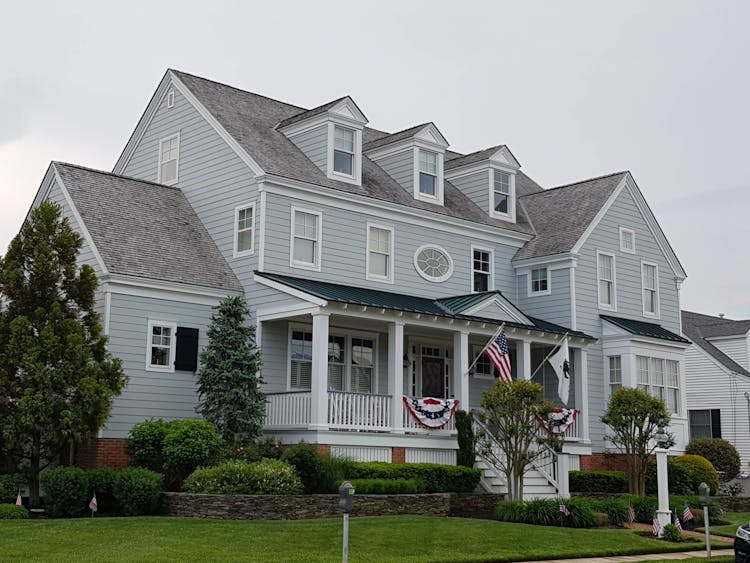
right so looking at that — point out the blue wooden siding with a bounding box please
[288,125,328,173]
[371,149,413,195]
[515,268,572,328]
[450,170,490,214]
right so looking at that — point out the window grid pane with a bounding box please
[531,268,548,292]
[293,212,318,265]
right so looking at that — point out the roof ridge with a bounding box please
[53,161,181,191]
[362,122,434,149]
[522,170,629,198]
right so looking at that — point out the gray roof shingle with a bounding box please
[682,311,750,376]
[54,163,243,293]
[362,123,434,152]
[276,96,366,130]
[513,171,627,261]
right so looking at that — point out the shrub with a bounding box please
[628,494,722,525]
[662,523,682,542]
[87,468,118,514]
[40,467,89,517]
[183,459,303,495]
[348,462,480,493]
[686,439,741,482]
[126,418,170,472]
[113,468,163,516]
[280,442,323,493]
[719,481,743,496]
[584,497,628,526]
[673,454,719,495]
[318,455,356,494]
[162,419,224,484]
[0,504,28,519]
[0,474,25,504]
[645,460,695,495]
[218,437,284,464]
[569,470,627,493]
[344,478,425,494]
[454,410,476,468]
[495,497,595,528]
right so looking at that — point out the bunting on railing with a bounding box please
[545,408,578,434]
[403,396,458,429]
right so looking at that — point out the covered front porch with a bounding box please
[255,272,595,447]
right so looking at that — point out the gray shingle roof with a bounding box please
[682,311,750,376]
[54,163,242,293]
[444,145,509,170]
[513,172,627,261]
[171,70,536,235]
[362,123,434,152]
[276,96,366,130]
[600,314,690,344]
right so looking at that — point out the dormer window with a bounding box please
[494,172,510,213]
[489,168,516,222]
[419,151,438,197]
[333,126,355,176]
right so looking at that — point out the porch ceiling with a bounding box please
[255,271,595,340]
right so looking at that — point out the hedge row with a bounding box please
[183,459,303,495]
[0,474,25,504]
[40,467,162,517]
[347,462,480,493]
[569,471,627,493]
[344,478,425,494]
[0,504,28,520]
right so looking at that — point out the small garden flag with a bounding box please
[559,501,570,517]
[674,514,682,531]
[15,491,22,506]
[627,502,635,524]
[89,492,98,515]
[683,502,694,522]
[652,512,661,536]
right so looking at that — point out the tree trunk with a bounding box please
[29,437,41,508]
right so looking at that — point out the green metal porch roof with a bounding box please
[256,271,594,340]
[600,315,691,344]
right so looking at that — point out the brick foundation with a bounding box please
[314,444,331,456]
[392,447,406,463]
[579,453,629,472]
[76,438,130,469]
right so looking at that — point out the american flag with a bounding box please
[15,491,22,507]
[652,513,661,536]
[559,501,570,517]
[674,514,682,532]
[683,503,694,522]
[486,329,512,383]
[627,502,635,524]
[89,493,98,513]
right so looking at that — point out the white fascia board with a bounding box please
[512,253,578,270]
[257,175,530,247]
[414,123,449,149]
[253,274,328,307]
[104,274,241,305]
[461,296,531,324]
[570,174,629,255]
[330,97,368,125]
[52,166,109,275]
[704,334,747,343]
[279,112,365,137]
[490,146,521,169]
[600,329,691,352]
[365,139,416,160]
[25,163,57,223]
[257,305,322,322]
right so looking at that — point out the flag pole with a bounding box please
[463,323,505,377]
[529,332,570,380]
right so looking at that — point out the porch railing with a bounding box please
[265,391,311,428]
[328,391,391,431]
[560,415,580,441]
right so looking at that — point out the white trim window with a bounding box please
[158,134,180,185]
[642,261,659,317]
[146,320,177,372]
[471,344,495,379]
[530,267,550,295]
[597,251,616,310]
[234,203,255,257]
[490,169,516,222]
[608,355,622,396]
[637,356,680,414]
[290,329,313,390]
[418,150,438,197]
[333,126,356,177]
[167,90,175,109]
[620,227,635,254]
[290,207,322,270]
[414,245,453,282]
[471,247,493,292]
[366,224,394,283]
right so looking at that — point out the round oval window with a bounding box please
[414,246,453,282]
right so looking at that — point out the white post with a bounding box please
[703,505,711,559]
[388,321,405,432]
[557,452,570,499]
[310,311,330,430]
[342,513,349,563]
[517,339,532,380]
[579,349,589,442]
[453,330,470,410]
[655,447,671,536]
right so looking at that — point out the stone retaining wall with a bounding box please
[160,492,503,520]
[716,495,750,512]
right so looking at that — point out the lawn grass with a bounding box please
[697,510,750,538]
[0,515,734,562]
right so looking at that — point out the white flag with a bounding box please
[548,337,571,404]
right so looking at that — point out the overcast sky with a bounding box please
[1,1,748,318]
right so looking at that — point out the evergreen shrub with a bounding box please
[348,462,480,493]
[686,439,741,482]
[87,468,118,513]
[162,419,224,483]
[0,474,25,503]
[40,467,89,517]
[673,455,719,495]
[454,410,476,468]
[280,442,323,493]
[343,478,425,494]
[0,504,28,519]
[183,459,303,495]
[125,418,170,472]
[569,470,627,493]
[495,497,597,528]
[662,523,682,542]
[645,459,695,495]
[113,468,163,516]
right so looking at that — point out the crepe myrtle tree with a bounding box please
[602,387,673,496]
[196,296,265,446]
[0,201,126,506]
[475,379,558,501]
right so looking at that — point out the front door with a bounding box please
[421,356,445,398]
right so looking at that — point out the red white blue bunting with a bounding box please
[545,408,578,433]
[403,396,459,429]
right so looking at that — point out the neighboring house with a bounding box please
[682,310,750,472]
[21,69,691,494]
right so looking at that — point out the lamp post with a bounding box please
[654,426,671,537]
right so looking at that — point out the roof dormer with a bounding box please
[277,96,368,186]
[364,123,449,206]
[445,145,521,223]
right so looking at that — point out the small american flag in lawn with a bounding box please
[674,514,682,532]
[652,513,661,536]
[627,502,635,524]
[683,503,694,522]
[559,501,570,517]
[486,329,512,383]
[89,493,98,513]
[15,491,22,506]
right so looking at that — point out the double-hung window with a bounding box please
[367,225,393,282]
[333,126,355,176]
[472,248,492,292]
[290,330,313,390]
[636,355,680,414]
[689,409,721,439]
[472,344,495,379]
[146,320,177,372]
[642,262,659,316]
[291,208,321,270]
[418,150,438,196]
[494,171,510,214]
[531,267,549,294]
[158,134,180,185]
[234,204,255,256]
[328,335,346,391]
[597,252,616,309]
[608,356,622,396]
[620,228,635,253]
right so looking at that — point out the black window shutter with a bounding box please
[711,409,722,438]
[174,327,199,372]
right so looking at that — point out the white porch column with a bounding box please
[655,447,671,536]
[517,339,532,380]
[388,320,405,432]
[578,349,590,441]
[453,330,470,410]
[557,452,571,499]
[310,311,330,430]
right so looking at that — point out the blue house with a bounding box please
[25,70,690,494]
